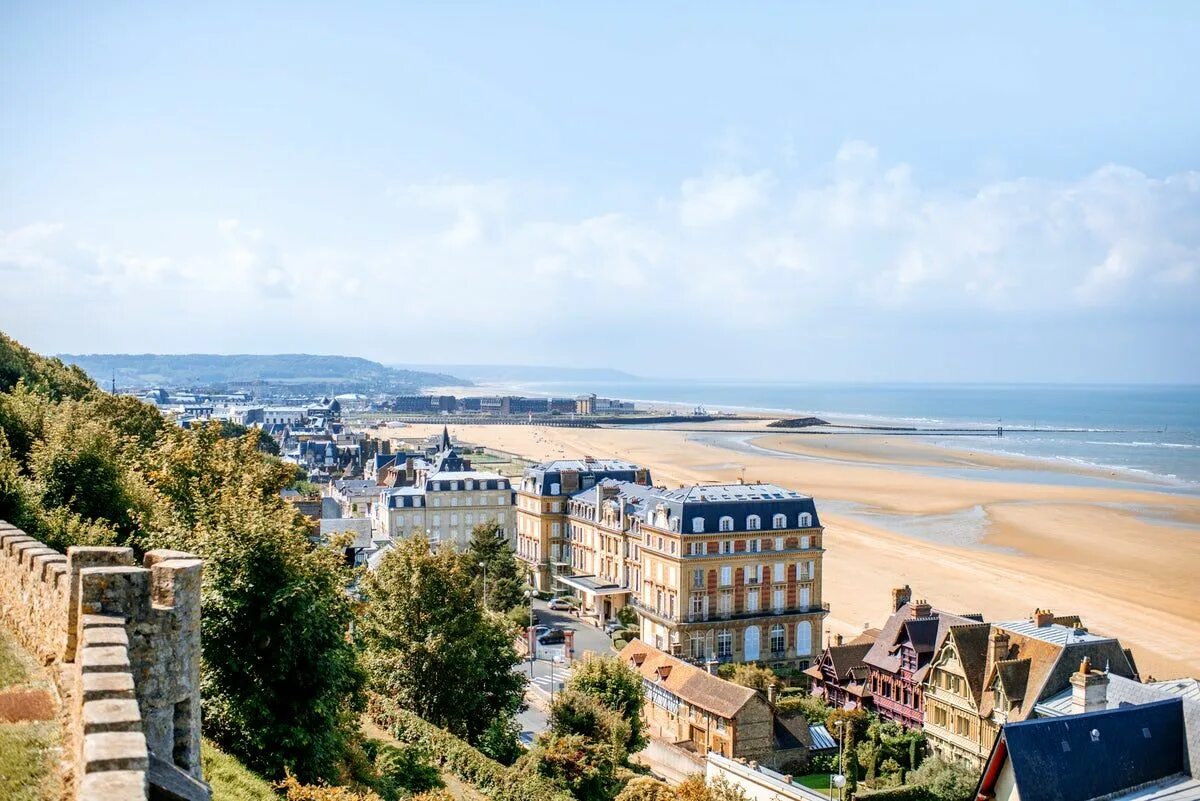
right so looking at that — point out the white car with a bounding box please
[547,597,576,611]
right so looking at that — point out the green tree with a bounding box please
[357,535,525,744]
[146,423,364,782]
[549,689,633,755]
[513,733,623,801]
[727,663,778,693]
[476,714,524,766]
[565,654,647,753]
[615,777,675,801]
[909,757,980,801]
[466,520,525,612]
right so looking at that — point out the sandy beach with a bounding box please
[386,421,1200,679]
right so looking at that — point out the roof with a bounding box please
[995,617,1113,646]
[808,724,837,751]
[618,639,758,719]
[989,699,1190,801]
[863,602,982,682]
[826,641,876,682]
[522,459,651,497]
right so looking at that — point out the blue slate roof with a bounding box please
[522,459,651,496]
[998,698,1186,801]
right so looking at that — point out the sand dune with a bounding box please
[388,422,1200,679]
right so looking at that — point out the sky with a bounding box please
[2,2,1198,383]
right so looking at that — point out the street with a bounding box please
[515,598,619,746]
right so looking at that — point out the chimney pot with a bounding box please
[767,683,779,704]
[1034,609,1055,627]
[891,585,913,613]
[911,599,932,618]
[835,634,844,646]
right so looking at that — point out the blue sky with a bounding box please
[2,2,1198,381]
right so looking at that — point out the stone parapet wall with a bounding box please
[0,520,209,801]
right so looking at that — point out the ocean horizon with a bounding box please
[469,379,1200,491]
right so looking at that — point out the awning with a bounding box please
[553,574,630,597]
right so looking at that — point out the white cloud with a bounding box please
[2,143,1197,376]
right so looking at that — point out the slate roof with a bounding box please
[522,459,650,496]
[986,699,1192,801]
[619,640,758,720]
[863,603,982,682]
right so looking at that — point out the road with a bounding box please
[515,598,619,746]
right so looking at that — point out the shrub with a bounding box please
[773,693,833,724]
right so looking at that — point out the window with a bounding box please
[748,538,760,553]
[689,542,705,556]
[799,512,813,527]
[744,626,761,660]
[717,630,732,657]
[690,594,706,620]
[796,621,812,656]
[718,591,732,617]
[451,497,459,507]
[719,565,732,586]
[747,515,761,530]
[774,537,784,551]
[692,517,705,533]
[746,588,759,613]
[690,634,705,659]
[799,586,811,609]
[772,587,784,612]
[772,513,787,529]
[719,516,734,532]
[770,624,785,654]
[774,562,786,581]
[550,483,560,495]
[718,539,732,555]
[800,535,810,550]
[747,564,762,584]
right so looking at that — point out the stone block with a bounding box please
[17,543,55,566]
[68,545,136,567]
[2,534,35,555]
[84,626,129,647]
[79,769,147,801]
[34,552,68,581]
[143,549,197,567]
[83,613,127,628]
[83,730,149,772]
[83,698,143,734]
[82,671,137,702]
[82,645,131,673]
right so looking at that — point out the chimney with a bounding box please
[1033,609,1055,628]
[767,684,779,704]
[987,628,1010,674]
[911,599,932,618]
[892,585,913,613]
[835,634,844,647]
[706,659,718,676]
[1070,656,1109,714]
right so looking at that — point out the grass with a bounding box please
[796,773,834,797]
[0,721,61,801]
[202,738,280,801]
[0,632,30,689]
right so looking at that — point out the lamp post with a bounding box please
[832,719,846,800]
[479,560,488,610]
[524,589,534,678]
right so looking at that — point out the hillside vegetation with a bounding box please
[59,352,468,391]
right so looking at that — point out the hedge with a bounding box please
[854,785,936,801]
[366,694,575,801]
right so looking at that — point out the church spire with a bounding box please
[441,425,451,451]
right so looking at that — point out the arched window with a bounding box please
[743,626,761,661]
[769,624,786,654]
[798,512,813,527]
[746,515,761,530]
[796,621,813,656]
[692,517,705,533]
[772,513,787,529]
[719,516,734,532]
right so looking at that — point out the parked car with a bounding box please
[532,625,550,638]
[548,597,576,611]
[603,620,625,636]
[537,628,567,645]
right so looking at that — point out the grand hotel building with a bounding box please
[516,459,827,668]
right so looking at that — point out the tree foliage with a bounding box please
[565,654,648,753]
[357,535,525,745]
[908,758,979,801]
[466,520,526,612]
[513,733,624,801]
[727,663,779,693]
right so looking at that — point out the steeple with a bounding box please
[441,425,451,451]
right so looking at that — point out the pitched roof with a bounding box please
[863,602,981,680]
[945,623,994,706]
[618,639,758,719]
[990,699,1189,801]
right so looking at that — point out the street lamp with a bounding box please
[524,589,534,678]
[832,719,846,800]
[479,560,488,609]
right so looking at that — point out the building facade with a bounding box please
[862,586,983,729]
[803,629,879,712]
[515,458,651,592]
[370,428,514,551]
[922,610,1140,769]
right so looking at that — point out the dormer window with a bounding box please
[747,515,761,530]
[772,514,787,529]
[798,512,813,527]
[719,516,734,532]
[692,517,705,533]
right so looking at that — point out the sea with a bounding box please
[485,381,1200,494]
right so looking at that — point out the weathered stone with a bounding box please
[83,698,143,733]
[83,730,149,772]
[82,671,137,702]
[79,769,146,801]
[84,625,129,647]
[82,645,132,673]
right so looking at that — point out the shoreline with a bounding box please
[377,421,1200,680]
